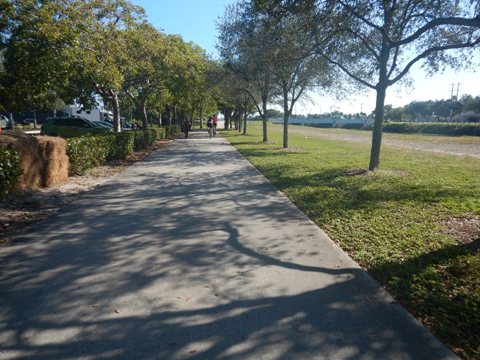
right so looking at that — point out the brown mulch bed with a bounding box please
[442,217,480,246]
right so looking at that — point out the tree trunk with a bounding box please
[369,84,387,170]
[282,84,289,149]
[168,106,172,126]
[224,108,233,130]
[234,110,239,130]
[111,92,121,133]
[369,37,390,171]
[9,113,14,130]
[33,109,37,129]
[173,105,177,124]
[243,110,247,135]
[262,97,268,143]
[140,101,148,130]
[199,108,204,129]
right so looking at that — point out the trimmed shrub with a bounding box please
[146,128,157,145]
[133,130,146,151]
[0,147,22,200]
[68,136,102,175]
[337,123,373,130]
[112,131,135,159]
[164,125,181,138]
[155,127,166,140]
[66,127,171,176]
[335,122,480,136]
[305,123,333,129]
[382,123,480,136]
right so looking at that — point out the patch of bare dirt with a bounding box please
[347,168,368,176]
[0,139,172,244]
[442,218,480,245]
[275,147,305,153]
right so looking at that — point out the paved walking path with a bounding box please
[0,132,457,359]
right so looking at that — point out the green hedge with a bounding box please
[155,127,166,140]
[339,122,480,136]
[164,124,181,138]
[132,129,159,151]
[0,147,22,200]
[66,127,176,175]
[67,135,115,175]
[383,122,480,136]
[337,123,372,130]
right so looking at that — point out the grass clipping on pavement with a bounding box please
[225,123,480,360]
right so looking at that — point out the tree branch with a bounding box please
[322,54,376,90]
[394,17,480,47]
[389,37,480,85]
[387,45,400,78]
[347,29,380,59]
[339,0,384,35]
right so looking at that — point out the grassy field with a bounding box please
[224,123,480,359]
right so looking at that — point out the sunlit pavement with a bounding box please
[0,136,457,359]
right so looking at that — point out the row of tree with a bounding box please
[386,95,480,122]
[217,0,480,170]
[0,0,225,132]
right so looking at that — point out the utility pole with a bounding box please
[456,83,461,101]
[451,83,455,100]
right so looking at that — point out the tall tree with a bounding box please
[319,0,480,169]
[1,0,72,120]
[218,0,278,142]
[122,23,170,129]
[0,0,146,132]
[265,8,333,148]
[259,0,480,169]
[69,0,146,132]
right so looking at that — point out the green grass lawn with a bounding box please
[224,123,480,359]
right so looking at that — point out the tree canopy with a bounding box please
[250,0,480,169]
[0,0,219,131]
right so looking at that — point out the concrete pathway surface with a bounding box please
[0,132,457,360]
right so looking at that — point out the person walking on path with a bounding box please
[212,114,218,136]
[207,116,213,138]
[182,118,191,139]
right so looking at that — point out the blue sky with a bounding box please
[131,0,235,57]
[130,1,479,114]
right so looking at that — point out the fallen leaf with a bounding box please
[114,309,120,314]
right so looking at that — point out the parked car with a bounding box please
[0,115,10,129]
[40,117,113,137]
[95,120,114,129]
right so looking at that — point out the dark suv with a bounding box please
[40,117,112,137]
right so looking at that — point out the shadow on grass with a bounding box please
[369,239,480,357]
[0,137,457,359]
[254,164,477,216]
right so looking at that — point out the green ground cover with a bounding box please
[224,123,480,359]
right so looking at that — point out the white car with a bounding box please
[0,115,10,129]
